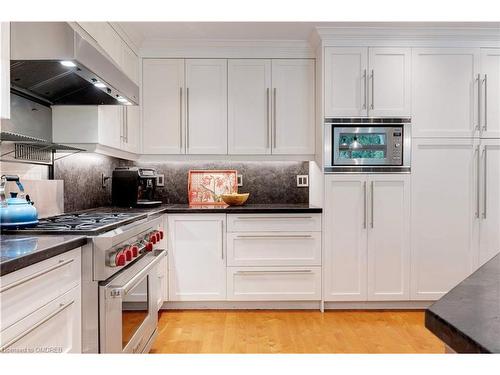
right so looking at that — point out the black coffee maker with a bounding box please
[112,167,162,208]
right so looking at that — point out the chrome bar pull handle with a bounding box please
[482,147,488,219]
[266,88,270,149]
[370,181,374,228]
[476,145,480,219]
[186,87,190,151]
[362,69,367,110]
[477,74,481,131]
[363,181,367,229]
[179,87,183,150]
[273,88,277,149]
[483,74,488,131]
[370,69,374,110]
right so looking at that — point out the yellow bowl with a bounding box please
[221,193,250,206]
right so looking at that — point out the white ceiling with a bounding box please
[116,21,500,51]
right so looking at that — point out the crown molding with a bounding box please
[315,25,500,46]
[139,39,314,59]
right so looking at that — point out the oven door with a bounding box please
[99,250,165,353]
[333,126,398,166]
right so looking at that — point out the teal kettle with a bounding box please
[0,175,38,228]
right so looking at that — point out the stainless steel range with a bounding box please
[5,211,166,353]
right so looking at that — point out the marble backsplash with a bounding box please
[55,153,309,212]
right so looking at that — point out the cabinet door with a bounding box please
[167,214,226,301]
[411,138,479,300]
[142,59,185,154]
[1,22,10,120]
[98,105,122,149]
[228,59,271,154]
[479,140,500,265]
[324,175,368,301]
[185,59,227,154]
[367,174,410,301]
[122,105,140,154]
[368,48,411,117]
[121,41,139,85]
[0,286,81,353]
[412,48,480,137]
[324,47,368,117]
[481,49,500,138]
[272,59,315,155]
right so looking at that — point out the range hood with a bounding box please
[9,22,139,106]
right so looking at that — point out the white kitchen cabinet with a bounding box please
[271,59,315,155]
[366,174,410,300]
[324,47,368,117]
[98,105,122,149]
[185,59,228,154]
[167,214,226,301]
[324,174,410,302]
[0,22,9,120]
[228,59,272,154]
[412,48,480,138]
[368,48,411,117]
[480,49,500,138]
[324,47,410,117]
[122,105,140,154]
[227,213,321,232]
[411,138,479,300]
[478,139,500,265]
[227,266,322,301]
[323,175,368,301]
[121,41,140,85]
[142,59,185,154]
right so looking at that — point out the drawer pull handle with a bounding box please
[0,300,74,351]
[0,258,74,293]
[235,270,313,275]
[235,216,313,220]
[236,235,313,239]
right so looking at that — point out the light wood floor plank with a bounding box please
[149,310,444,354]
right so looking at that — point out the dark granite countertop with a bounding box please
[0,234,88,276]
[425,253,500,353]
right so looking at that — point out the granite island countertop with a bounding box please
[425,253,500,353]
[0,234,88,276]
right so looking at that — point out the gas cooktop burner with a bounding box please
[2,212,147,235]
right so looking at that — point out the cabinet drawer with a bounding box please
[227,232,321,266]
[0,248,81,331]
[227,267,322,301]
[227,214,321,232]
[0,285,81,353]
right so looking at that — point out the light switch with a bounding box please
[297,175,309,187]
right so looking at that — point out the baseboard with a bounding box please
[324,301,434,310]
[159,300,434,311]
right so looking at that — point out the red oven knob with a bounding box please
[145,242,153,252]
[131,245,139,257]
[159,230,164,240]
[115,252,126,267]
[124,247,133,262]
[155,231,161,242]
[150,234,157,244]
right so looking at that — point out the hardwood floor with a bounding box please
[150,310,444,353]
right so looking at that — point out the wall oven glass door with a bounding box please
[99,250,165,353]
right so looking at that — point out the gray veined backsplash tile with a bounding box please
[54,153,309,212]
[121,160,310,205]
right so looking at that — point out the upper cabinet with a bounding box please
[142,59,185,154]
[271,59,315,154]
[141,58,315,156]
[228,59,272,154]
[0,22,10,120]
[412,48,480,138]
[480,49,500,138]
[185,59,228,154]
[324,47,411,117]
[77,22,139,85]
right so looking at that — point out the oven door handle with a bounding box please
[108,250,166,296]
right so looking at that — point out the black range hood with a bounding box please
[10,22,139,106]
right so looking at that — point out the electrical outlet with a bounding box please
[237,174,243,187]
[156,174,165,187]
[297,175,309,187]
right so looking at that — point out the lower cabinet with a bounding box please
[323,174,410,302]
[227,267,321,301]
[0,248,82,353]
[167,214,226,301]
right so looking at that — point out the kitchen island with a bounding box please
[425,253,500,353]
